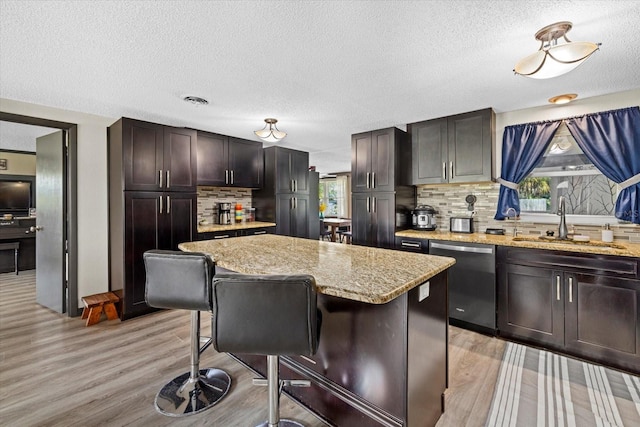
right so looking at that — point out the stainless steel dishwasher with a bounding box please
[429,240,496,335]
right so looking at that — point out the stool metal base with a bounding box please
[155,368,231,417]
[256,420,305,427]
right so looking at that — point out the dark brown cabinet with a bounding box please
[254,147,316,239]
[395,236,429,253]
[497,247,640,373]
[409,108,495,184]
[114,118,197,192]
[196,131,263,188]
[350,127,413,249]
[197,226,275,241]
[109,117,198,320]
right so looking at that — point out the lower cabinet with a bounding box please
[197,226,275,241]
[352,192,396,248]
[276,194,310,238]
[497,247,640,373]
[394,236,429,253]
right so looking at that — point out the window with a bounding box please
[319,176,348,217]
[519,124,617,220]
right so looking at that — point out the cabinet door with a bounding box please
[290,150,309,193]
[275,149,294,193]
[497,263,564,347]
[163,193,196,250]
[564,273,640,372]
[197,132,228,186]
[351,193,373,246]
[228,137,263,188]
[276,194,293,236]
[291,195,310,238]
[123,119,164,191]
[372,192,396,248]
[410,118,447,185]
[448,109,493,183]
[351,132,372,193]
[163,127,197,192]
[370,129,395,192]
[124,192,162,318]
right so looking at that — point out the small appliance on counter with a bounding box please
[450,217,474,233]
[411,205,437,230]
[218,202,232,225]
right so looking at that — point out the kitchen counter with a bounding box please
[179,234,454,426]
[197,221,276,234]
[395,229,640,258]
[180,234,455,304]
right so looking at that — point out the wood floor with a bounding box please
[0,270,505,426]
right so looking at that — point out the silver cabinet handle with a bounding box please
[366,172,370,189]
[214,234,230,239]
[290,197,294,210]
[231,170,234,184]
[449,162,454,180]
[291,179,294,192]
[295,197,297,209]
[225,169,229,184]
[159,196,163,214]
[159,170,163,188]
[367,197,370,212]
[372,172,375,189]
[568,277,573,303]
[442,162,446,180]
[294,180,297,192]
[556,275,561,301]
[166,170,170,188]
[166,195,170,214]
[253,230,267,235]
[402,241,421,248]
[373,196,377,213]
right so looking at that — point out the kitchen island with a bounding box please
[179,235,456,427]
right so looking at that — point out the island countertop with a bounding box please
[179,234,455,304]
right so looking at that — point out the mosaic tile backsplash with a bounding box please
[197,186,253,224]
[416,183,639,242]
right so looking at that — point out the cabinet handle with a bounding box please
[166,195,170,214]
[366,172,370,189]
[253,231,267,235]
[568,277,573,303]
[402,242,421,248]
[295,197,298,209]
[556,275,560,300]
[367,197,370,213]
[442,162,446,180]
[294,180,297,192]
[373,197,377,213]
[231,170,234,184]
[166,170,170,188]
[159,196,163,214]
[449,162,454,180]
[159,170,163,188]
[372,172,375,189]
[214,234,230,239]
[225,169,229,184]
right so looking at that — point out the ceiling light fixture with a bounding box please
[182,95,209,106]
[549,93,578,104]
[514,21,600,79]
[254,118,287,143]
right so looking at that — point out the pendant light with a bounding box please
[514,21,600,79]
[254,118,287,143]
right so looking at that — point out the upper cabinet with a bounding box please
[408,108,495,185]
[113,118,197,192]
[352,127,409,193]
[196,131,263,188]
[267,146,309,194]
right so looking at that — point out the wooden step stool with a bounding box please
[81,292,120,326]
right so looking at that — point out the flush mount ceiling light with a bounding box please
[514,21,600,79]
[549,93,578,104]
[182,95,209,106]
[254,118,287,143]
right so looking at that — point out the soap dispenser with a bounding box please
[601,223,614,243]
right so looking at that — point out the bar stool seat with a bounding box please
[144,250,231,417]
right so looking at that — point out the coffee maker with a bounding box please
[218,202,231,225]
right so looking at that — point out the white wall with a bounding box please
[495,88,640,178]
[1,98,115,306]
[0,151,36,175]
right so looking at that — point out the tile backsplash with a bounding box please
[197,186,252,224]
[416,183,638,241]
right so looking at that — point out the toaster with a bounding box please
[450,217,474,233]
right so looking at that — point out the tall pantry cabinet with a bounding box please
[108,118,197,320]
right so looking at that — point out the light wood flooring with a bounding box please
[0,270,505,426]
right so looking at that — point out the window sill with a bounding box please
[519,213,635,227]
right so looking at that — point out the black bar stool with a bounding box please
[212,272,322,427]
[143,250,231,417]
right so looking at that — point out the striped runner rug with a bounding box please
[485,342,640,426]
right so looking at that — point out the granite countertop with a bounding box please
[395,229,640,258]
[198,221,276,233]
[179,234,456,304]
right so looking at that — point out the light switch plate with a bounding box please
[419,282,430,302]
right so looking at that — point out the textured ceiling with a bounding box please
[1,0,639,172]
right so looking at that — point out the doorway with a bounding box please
[0,112,79,317]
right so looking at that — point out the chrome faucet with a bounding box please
[505,207,519,236]
[558,196,568,240]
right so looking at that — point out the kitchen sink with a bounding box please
[511,236,626,249]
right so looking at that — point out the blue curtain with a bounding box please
[494,121,561,220]
[565,107,640,224]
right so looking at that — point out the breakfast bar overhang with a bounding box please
[179,235,456,427]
